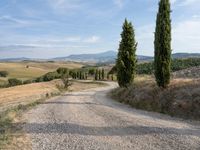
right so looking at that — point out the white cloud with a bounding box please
[172,19,200,52]
[171,0,199,6]
[83,36,100,43]
[113,0,124,8]
[0,15,28,25]
[47,0,83,12]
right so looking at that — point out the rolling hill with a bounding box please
[0,51,200,63]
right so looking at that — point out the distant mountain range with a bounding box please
[52,51,200,62]
[0,51,200,63]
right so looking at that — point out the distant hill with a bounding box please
[172,53,200,59]
[0,51,200,63]
[52,51,200,63]
[0,57,31,62]
[53,51,117,62]
[53,51,153,63]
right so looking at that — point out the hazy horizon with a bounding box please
[0,0,199,59]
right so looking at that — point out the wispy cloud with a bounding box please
[46,0,83,13]
[113,0,124,8]
[0,15,29,25]
[172,0,199,6]
[83,36,100,43]
[172,18,200,52]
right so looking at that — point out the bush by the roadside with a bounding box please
[23,79,33,84]
[35,71,61,82]
[135,58,200,75]
[0,71,8,77]
[8,78,22,86]
[110,78,200,120]
[56,67,68,75]
[43,72,61,81]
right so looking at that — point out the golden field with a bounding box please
[0,79,105,112]
[0,61,83,84]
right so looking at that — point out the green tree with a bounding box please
[98,70,101,80]
[79,71,82,80]
[95,69,98,80]
[116,19,137,87]
[154,0,171,88]
[102,68,105,80]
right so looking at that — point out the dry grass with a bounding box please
[0,80,63,113]
[0,79,107,149]
[110,75,200,120]
[69,80,106,92]
[0,79,106,113]
[0,61,83,81]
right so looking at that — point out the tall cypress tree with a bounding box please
[154,0,171,88]
[95,69,98,80]
[98,70,101,80]
[116,19,137,87]
[102,68,105,80]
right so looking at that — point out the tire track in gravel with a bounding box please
[21,82,200,150]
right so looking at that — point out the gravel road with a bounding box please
[22,82,200,150]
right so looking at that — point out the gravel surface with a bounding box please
[22,82,200,150]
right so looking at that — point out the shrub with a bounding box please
[0,71,8,77]
[8,78,22,86]
[57,68,68,75]
[43,72,60,82]
[23,79,33,84]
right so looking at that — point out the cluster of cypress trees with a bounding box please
[116,0,171,88]
[71,71,88,80]
[94,68,105,81]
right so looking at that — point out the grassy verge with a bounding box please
[110,76,200,120]
[0,92,60,149]
[0,79,108,148]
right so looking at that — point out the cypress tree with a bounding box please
[79,71,82,80]
[98,70,101,80]
[102,68,105,80]
[154,0,171,88]
[77,72,79,79]
[116,19,137,87]
[107,74,109,80]
[95,69,98,80]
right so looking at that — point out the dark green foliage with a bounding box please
[77,72,79,79]
[88,68,95,75]
[138,58,200,75]
[43,72,60,81]
[69,70,77,79]
[95,69,98,80]
[102,69,105,80]
[107,74,109,80]
[56,68,68,75]
[35,76,44,82]
[108,66,117,75]
[116,19,137,87]
[154,0,171,88]
[23,79,33,84]
[171,58,200,71]
[136,62,154,75]
[35,71,60,82]
[98,70,101,80]
[79,71,82,79]
[8,78,22,86]
[0,71,8,77]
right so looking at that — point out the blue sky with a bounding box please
[0,0,199,58]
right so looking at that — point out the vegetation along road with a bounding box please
[19,82,200,150]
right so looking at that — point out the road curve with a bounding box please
[22,82,200,150]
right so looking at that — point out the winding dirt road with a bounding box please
[21,82,200,150]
